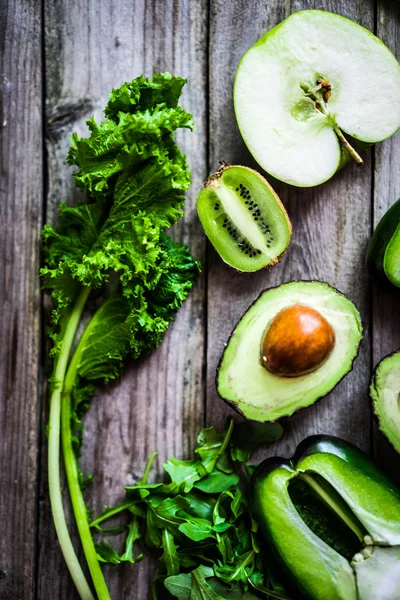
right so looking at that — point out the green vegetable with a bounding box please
[251,435,400,600]
[90,419,287,599]
[366,198,400,291]
[42,73,200,600]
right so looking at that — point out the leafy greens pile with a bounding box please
[42,73,200,600]
[90,419,290,600]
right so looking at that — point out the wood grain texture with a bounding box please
[0,1,43,599]
[372,0,400,483]
[206,0,374,462]
[0,1,399,599]
[37,1,208,598]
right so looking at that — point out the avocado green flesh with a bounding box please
[234,10,400,187]
[384,223,400,287]
[370,351,400,454]
[252,466,357,600]
[197,167,291,272]
[297,453,400,546]
[218,281,362,422]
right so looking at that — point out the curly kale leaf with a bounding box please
[41,73,197,350]
[67,73,193,197]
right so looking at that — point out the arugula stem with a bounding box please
[247,576,293,600]
[90,500,135,530]
[207,418,234,472]
[48,286,94,600]
[141,451,157,483]
[299,472,365,542]
[62,308,112,600]
[90,451,156,531]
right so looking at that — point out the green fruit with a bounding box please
[196,164,291,272]
[366,198,400,291]
[217,281,362,422]
[370,350,400,454]
[234,10,400,187]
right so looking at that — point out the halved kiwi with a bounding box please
[197,164,292,272]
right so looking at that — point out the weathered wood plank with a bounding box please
[37,1,208,598]
[207,0,374,461]
[0,2,43,599]
[373,0,400,483]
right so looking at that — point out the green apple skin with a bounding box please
[234,10,400,188]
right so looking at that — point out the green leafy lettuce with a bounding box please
[42,73,200,600]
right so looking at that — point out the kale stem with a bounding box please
[299,472,365,542]
[62,308,111,600]
[48,285,94,600]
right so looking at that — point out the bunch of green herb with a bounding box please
[42,73,200,600]
[90,419,291,599]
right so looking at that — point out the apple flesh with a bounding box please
[234,10,400,187]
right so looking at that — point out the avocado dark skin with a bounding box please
[366,198,400,292]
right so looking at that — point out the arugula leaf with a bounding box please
[160,529,181,577]
[165,565,221,600]
[209,579,261,599]
[214,549,256,587]
[230,422,284,463]
[91,419,288,599]
[178,519,215,542]
[194,471,239,494]
[165,565,262,600]
[163,458,207,494]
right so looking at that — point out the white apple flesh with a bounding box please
[234,10,400,187]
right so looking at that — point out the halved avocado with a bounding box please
[217,281,362,422]
[366,198,400,291]
[370,350,400,454]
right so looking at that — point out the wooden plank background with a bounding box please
[1,1,399,598]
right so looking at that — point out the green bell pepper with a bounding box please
[250,435,400,600]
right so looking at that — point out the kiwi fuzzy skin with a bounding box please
[216,280,362,423]
[202,163,292,271]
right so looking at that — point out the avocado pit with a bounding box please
[261,304,335,377]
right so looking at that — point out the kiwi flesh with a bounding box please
[197,164,292,272]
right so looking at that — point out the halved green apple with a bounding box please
[234,10,400,187]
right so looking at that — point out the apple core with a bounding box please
[261,304,336,377]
